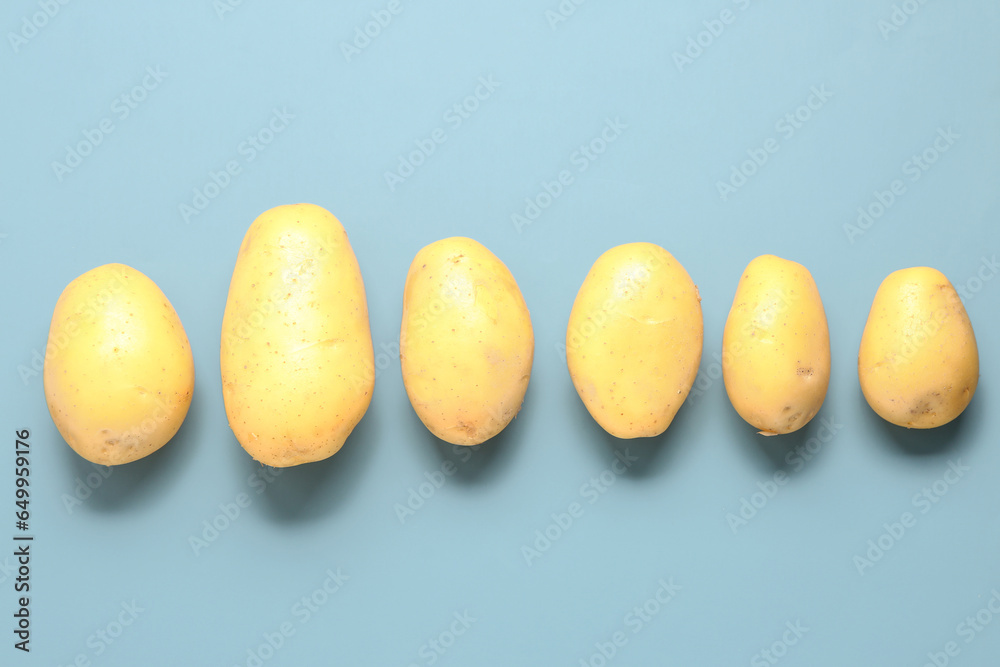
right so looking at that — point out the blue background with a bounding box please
[2,1,998,665]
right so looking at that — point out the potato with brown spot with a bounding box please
[722,255,830,435]
[400,237,533,445]
[220,204,374,466]
[44,264,194,465]
[858,266,978,428]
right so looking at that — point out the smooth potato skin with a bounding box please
[43,264,194,465]
[221,204,374,466]
[566,243,703,439]
[858,267,978,428]
[722,255,830,435]
[400,237,533,445]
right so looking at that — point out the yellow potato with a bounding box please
[722,255,830,435]
[400,237,533,445]
[43,264,194,465]
[858,267,978,428]
[566,242,702,438]
[220,203,374,466]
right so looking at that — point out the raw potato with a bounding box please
[858,267,978,428]
[220,203,374,466]
[566,242,702,438]
[400,237,533,445]
[722,255,830,435]
[43,264,194,465]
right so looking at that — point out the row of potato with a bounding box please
[43,204,979,467]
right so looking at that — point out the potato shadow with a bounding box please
[577,388,694,480]
[253,405,378,523]
[863,384,981,458]
[60,395,203,514]
[419,379,534,485]
[718,385,847,477]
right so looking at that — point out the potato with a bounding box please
[400,237,533,445]
[722,255,830,435]
[858,267,978,428]
[43,264,194,465]
[220,204,374,466]
[566,242,702,438]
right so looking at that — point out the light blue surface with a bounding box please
[1,1,999,665]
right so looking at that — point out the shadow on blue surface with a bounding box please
[568,385,694,480]
[751,421,828,474]
[416,374,536,486]
[249,404,379,523]
[863,383,982,458]
[727,402,837,476]
[59,388,203,513]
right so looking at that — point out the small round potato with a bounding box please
[43,264,194,465]
[858,267,978,428]
[400,237,534,445]
[566,242,702,438]
[722,255,830,435]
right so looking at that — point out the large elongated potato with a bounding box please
[858,267,978,428]
[400,237,533,445]
[722,255,830,435]
[566,243,702,438]
[220,204,374,466]
[43,264,194,465]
